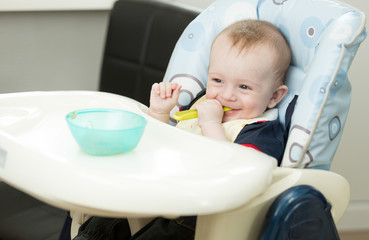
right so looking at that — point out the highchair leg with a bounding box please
[127,217,155,235]
[194,168,350,240]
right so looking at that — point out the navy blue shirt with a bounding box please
[184,89,289,166]
[234,120,285,165]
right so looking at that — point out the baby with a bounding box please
[73,19,292,240]
[149,19,291,163]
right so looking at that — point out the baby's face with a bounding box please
[207,34,281,122]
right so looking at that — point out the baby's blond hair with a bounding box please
[214,19,291,85]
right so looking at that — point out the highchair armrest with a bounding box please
[270,168,350,222]
[194,167,350,240]
[119,167,350,240]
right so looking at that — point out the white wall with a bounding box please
[0,10,108,93]
[0,0,368,231]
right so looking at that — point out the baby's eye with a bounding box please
[213,78,222,83]
[240,85,249,90]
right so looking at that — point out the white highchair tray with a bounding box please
[0,91,276,217]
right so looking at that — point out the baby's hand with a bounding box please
[149,82,181,122]
[195,99,224,127]
[195,99,227,141]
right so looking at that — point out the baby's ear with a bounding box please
[268,85,288,109]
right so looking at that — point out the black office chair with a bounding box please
[0,182,68,240]
[99,0,198,106]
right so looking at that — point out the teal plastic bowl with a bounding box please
[66,108,147,156]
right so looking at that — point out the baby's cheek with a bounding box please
[205,89,217,99]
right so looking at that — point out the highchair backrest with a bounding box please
[163,0,366,170]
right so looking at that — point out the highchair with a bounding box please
[0,0,366,239]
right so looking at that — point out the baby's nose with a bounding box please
[222,87,236,101]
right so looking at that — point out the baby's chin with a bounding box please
[222,115,238,123]
[222,111,240,122]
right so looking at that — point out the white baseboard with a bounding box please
[337,201,369,231]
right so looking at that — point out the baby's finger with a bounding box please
[151,83,160,94]
[166,83,174,98]
[172,84,182,100]
[171,82,179,90]
[158,82,168,98]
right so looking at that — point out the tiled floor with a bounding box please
[339,231,369,240]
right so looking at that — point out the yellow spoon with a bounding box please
[173,107,232,121]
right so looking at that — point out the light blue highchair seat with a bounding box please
[163,0,366,170]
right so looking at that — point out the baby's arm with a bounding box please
[195,99,228,141]
[149,82,181,123]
